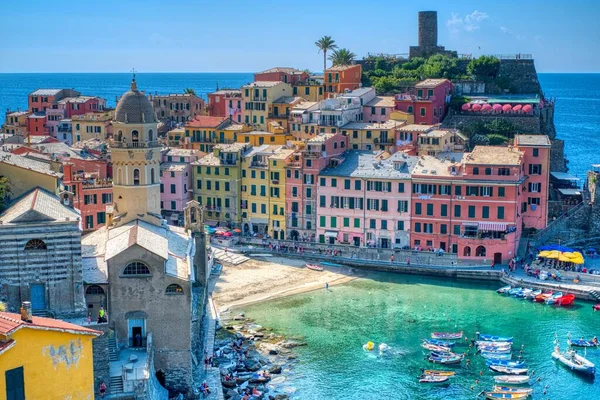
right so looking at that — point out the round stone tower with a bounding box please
[418,11,438,48]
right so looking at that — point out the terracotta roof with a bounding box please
[415,79,451,88]
[366,96,396,108]
[0,311,101,336]
[0,187,79,225]
[514,134,551,147]
[185,116,227,128]
[256,67,305,74]
[243,81,284,88]
[326,64,360,72]
[464,146,523,166]
[0,339,16,355]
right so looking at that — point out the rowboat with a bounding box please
[420,369,455,377]
[568,338,598,347]
[497,285,512,294]
[478,346,512,354]
[556,293,575,306]
[484,392,529,399]
[424,339,455,348]
[493,386,532,394]
[428,354,463,364]
[430,351,459,358]
[431,331,463,340]
[534,291,553,302]
[525,289,542,299]
[475,340,513,348]
[305,263,324,271]
[545,292,563,304]
[421,342,452,353]
[486,359,525,368]
[508,287,524,296]
[493,375,530,384]
[552,348,596,375]
[477,333,514,342]
[593,304,600,311]
[481,352,512,360]
[489,365,528,375]
[419,375,449,383]
[514,288,532,298]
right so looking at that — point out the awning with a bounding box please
[205,220,219,227]
[558,188,582,196]
[325,231,338,238]
[551,172,580,181]
[461,222,479,226]
[478,222,508,232]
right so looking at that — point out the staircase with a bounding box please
[31,309,49,318]
[109,376,124,395]
[590,290,600,301]
[108,337,119,362]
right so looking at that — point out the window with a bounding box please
[454,186,462,196]
[454,225,460,235]
[473,167,479,175]
[171,201,176,210]
[528,182,541,193]
[354,218,360,228]
[166,284,184,294]
[260,204,266,214]
[320,216,326,227]
[426,203,434,216]
[414,222,421,233]
[320,195,326,207]
[133,169,140,185]
[102,193,112,204]
[397,200,408,213]
[225,182,230,191]
[123,261,150,276]
[344,179,351,189]
[420,107,426,117]
[482,206,489,219]
[485,167,492,175]
[97,212,106,224]
[464,246,471,257]
[86,285,104,295]
[24,239,47,250]
[355,180,362,190]
[529,164,542,175]
[454,205,461,217]
[468,205,476,218]
[343,217,350,227]
[415,203,422,215]
[528,197,541,205]
[481,186,493,197]
[397,221,404,230]
[331,178,337,187]
[440,224,447,234]
[381,220,388,230]
[320,177,326,186]
[476,246,486,257]
[170,184,176,194]
[330,217,337,228]
[370,219,376,229]
[498,167,510,176]
[498,187,505,197]
[5,366,25,400]
[150,168,156,184]
[497,206,505,220]
[398,182,404,193]
[533,148,539,157]
[407,105,413,113]
[85,215,93,229]
[441,204,448,217]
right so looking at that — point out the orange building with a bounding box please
[324,64,362,97]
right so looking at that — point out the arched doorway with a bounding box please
[463,246,471,257]
[476,245,487,257]
[290,230,299,241]
[85,285,106,318]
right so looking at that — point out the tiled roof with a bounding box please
[257,67,304,74]
[366,96,396,108]
[464,146,523,166]
[411,154,463,177]
[415,79,450,88]
[243,81,284,88]
[28,112,46,119]
[211,89,242,96]
[105,222,169,261]
[320,150,417,179]
[6,111,29,117]
[514,134,551,147]
[0,150,62,178]
[82,257,108,284]
[0,339,16,355]
[269,149,294,160]
[308,134,336,143]
[185,116,227,128]
[326,64,360,72]
[342,121,403,130]
[0,187,79,225]
[397,124,436,132]
[30,89,63,96]
[0,311,101,336]
[160,162,187,172]
[272,96,303,104]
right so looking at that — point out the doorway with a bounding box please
[30,283,46,310]
[381,238,389,249]
[494,252,503,264]
[5,367,25,400]
[353,237,360,246]
[132,327,143,347]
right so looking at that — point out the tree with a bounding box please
[183,88,196,96]
[0,176,10,213]
[329,48,356,67]
[467,56,500,80]
[422,54,460,79]
[315,36,337,70]
[0,301,5,312]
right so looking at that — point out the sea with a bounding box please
[0,73,598,180]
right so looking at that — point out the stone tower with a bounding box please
[108,77,162,227]
[418,11,438,48]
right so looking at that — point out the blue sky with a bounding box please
[1,0,598,73]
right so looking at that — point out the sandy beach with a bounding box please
[211,256,359,311]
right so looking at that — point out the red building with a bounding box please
[254,67,309,85]
[395,79,453,125]
[324,64,362,97]
[62,162,113,231]
[207,89,243,122]
[58,96,106,118]
[28,89,80,113]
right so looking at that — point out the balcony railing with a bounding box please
[268,114,290,119]
[110,140,160,148]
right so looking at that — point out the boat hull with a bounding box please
[489,365,528,375]
[493,375,530,384]
[478,333,514,342]
[431,332,463,340]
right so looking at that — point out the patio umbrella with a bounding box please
[522,104,532,113]
[558,254,572,263]
[538,250,552,258]
[223,231,233,237]
[502,104,512,112]
[233,228,242,233]
[545,250,561,259]
[512,104,523,112]
[571,256,585,265]
[481,104,493,112]
[472,104,482,112]
[461,103,471,111]
[492,104,503,112]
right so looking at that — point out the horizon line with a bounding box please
[0,71,599,75]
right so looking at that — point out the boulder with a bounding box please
[225,389,238,399]
[244,360,261,371]
[274,395,290,400]
[278,340,307,349]
[268,365,282,374]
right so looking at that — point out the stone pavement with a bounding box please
[195,296,224,400]
[212,247,249,266]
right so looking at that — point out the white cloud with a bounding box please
[447,10,489,33]
[500,26,512,34]
[500,26,524,41]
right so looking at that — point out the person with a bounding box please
[99,381,107,398]
[98,307,107,323]
[201,381,211,396]
[390,255,394,263]
[406,256,410,266]
[325,282,329,290]
[135,332,142,347]
[490,261,495,269]
[252,387,262,397]
[592,337,598,345]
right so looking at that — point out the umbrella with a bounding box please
[502,104,512,112]
[538,250,552,258]
[223,231,233,237]
[461,103,471,111]
[472,104,482,112]
[522,104,532,113]
[571,257,585,265]
[214,231,224,235]
[481,104,492,111]
[562,252,574,258]
[558,254,572,263]
[233,228,242,233]
[512,104,522,112]
[545,250,561,259]
[492,104,503,111]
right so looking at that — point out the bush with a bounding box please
[487,134,509,145]
[467,56,500,80]
[470,134,490,146]
[449,95,470,111]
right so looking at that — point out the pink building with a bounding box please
[316,151,416,248]
[58,96,106,119]
[254,67,309,85]
[160,148,203,225]
[285,133,347,241]
[363,96,395,123]
[394,79,453,125]
[207,89,243,122]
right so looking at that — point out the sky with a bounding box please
[1,0,599,73]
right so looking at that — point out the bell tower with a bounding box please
[109,76,162,227]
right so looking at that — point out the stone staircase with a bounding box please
[108,337,119,362]
[109,376,124,395]
[590,290,600,301]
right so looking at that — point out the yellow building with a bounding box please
[0,152,61,198]
[242,81,292,130]
[167,127,185,147]
[2,111,29,136]
[237,130,291,146]
[192,143,251,227]
[292,81,324,102]
[0,307,101,400]
[72,110,114,142]
[184,117,251,152]
[340,120,405,151]
[390,110,414,124]
[417,129,468,156]
[267,148,293,240]
[267,96,304,131]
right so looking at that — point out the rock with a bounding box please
[234,313,245,320]
[278,340,307,349]
[222,347,232,354]
[269,365,282,374]
[274,395,289,400]
[287,355,296,360]
[232,325,244,331]
[247,323,263,331]
[225,389,238,399]
[244,360,261,371]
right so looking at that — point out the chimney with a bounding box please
[20,301,32,322]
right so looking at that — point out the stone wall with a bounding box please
[550,139,568,173]
[497,59,542,94]
[588,170,600,234]
[442,113,541,133]
[530,202,591,246]
[91,324,110,400]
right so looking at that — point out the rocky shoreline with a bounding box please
[213,312,305,399]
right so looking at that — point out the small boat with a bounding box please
[494,375,530,384]
[497,285,512,294]
[421,342,452,353]
[477,333,514,343]
[428,354,463,364]
[475,340,513,348]
[525,289,542,299]
[556,293,575,306]
[481,352,512,360]
[431,331,463,340]
[424,339,455,348]
[489,365,528,375]
[484,392,529,399]
[568,339,598,347]
[430,351,458,358]
[593,304,600,311]
[418,375,449,383]
[493,385,532,394]
[305,263,324,271]
[486,359,525,368]
[508,287,523,296]
[534,291,553,302]
[552,348,596,375]
[545,292,563,304]
[514,288,532,298]
[210,263,223,276]
[478,346,512,354]
[420,369,455,377]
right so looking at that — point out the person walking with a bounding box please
[325,282,329,290]
[98,307,107,323]
[99,381,107,398]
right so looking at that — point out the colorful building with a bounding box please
[292,78,325,102]
[317,151,416,247]
[364,96,395,123]
[323,64,362,97]
[268,96,304,130]
[28,89,80,114]
[289,101,319,140]
[192,143,250,227]
[0,151,62,198]
[207,89,243,122]
[150,93,205,126]
[394,79,453,125]
[2,111,29,135]
[242,81,293,130]
[237,130,291,146]
[184,116,242,152]
[71,110,114,142]
[416,128,467,156]
[0,306,101,400]
[341,120,403,151]
[254,67,309,85]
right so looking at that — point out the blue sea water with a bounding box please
[0,73,598,179]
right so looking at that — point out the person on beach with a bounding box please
[326,282,329,290]
[201,381,211,396]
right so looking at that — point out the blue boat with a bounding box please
[477,333,514,342]
[568,339,598,347]
[424,339,455,348]
[480,352,512,360]
[486,359,525,368]
[507,287,523,296]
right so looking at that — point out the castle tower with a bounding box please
[418,11,438,48]
[109,77,162,227]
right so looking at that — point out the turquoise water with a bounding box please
[242,272,600,399]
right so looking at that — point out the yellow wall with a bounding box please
[390,110,413,124]
[268,157,287,239]
[237,132,290,146]
[193,160,243,225]
[0,328,96,400]
[0,163,59,198]
[242,82,292,130]
[339,127,395,150]
[293,85,324,102]
[241,159,270,227]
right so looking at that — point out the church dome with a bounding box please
[114,79,157,124]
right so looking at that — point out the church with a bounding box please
[82,77,208,397]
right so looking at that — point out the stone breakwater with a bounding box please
[214,312,305,400]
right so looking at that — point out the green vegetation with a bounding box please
[467,55,500,81]
[0,176,10,213]
[183,88,196,96]
[329,48,356,67]
[449,95,470,112]
[460,119,517,148]
[315,36,338,70]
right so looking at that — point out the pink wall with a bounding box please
[160,151,200,213]
[517,144,550,230]
[363,105,393,123]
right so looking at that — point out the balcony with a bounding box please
[251,161,268,168]
[251,97,267,102]
[110,140,160,148]
[268,113,290,119]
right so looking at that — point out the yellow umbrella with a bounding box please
[570,252,584,259]
[545,250,561,259]
[571,257,585,265]
[558,254,572,262]
[538,250,551,258]
[562,252,574,258]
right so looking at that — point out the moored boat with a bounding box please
[419,374,449,383]
[486,359,525,368]
[514,288,532,298]
[525,289,542,299]
[497,285,512,294]
[428,354,463,364]
[421,342,452,353]
[484,391,529,399]
[534,291,553,302]
[480,352,512,360]
[568,338,598,347]
[508,287,524,296]
[420,369,455,377]
[431,331,463,340]
[556,293,575,306]
[493,375,530,384]
[305,263,324,271]
[478,346,512,354]
[545,292,563,304]
[424,338,455,348]
[474,340,513,348]
[477,333,514,342]
[552,347,596,375]
[493,385,532,394]
[489,365,528,375]
[593,304,600,311]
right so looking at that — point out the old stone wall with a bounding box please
[145,334,169,400]
[497,59,542,94]
[442,113,541,133]
[550,139,568,173]
[91,324,110,399]
[530,202,591,246]
[588,171,600,234]
[454,81,486,95]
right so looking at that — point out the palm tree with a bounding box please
[184,88,196,96]
[329,48,356,67]
[315,36,337,70]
